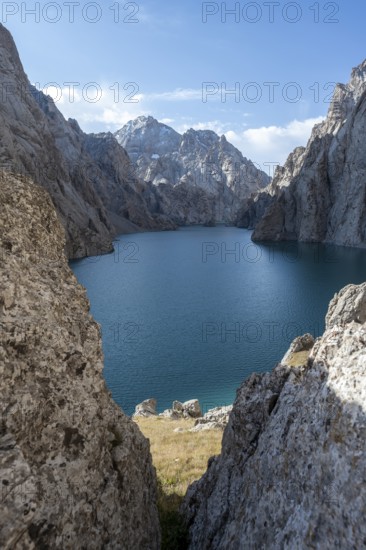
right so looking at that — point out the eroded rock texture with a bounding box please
[116,116,270,225]
[0,24,174,260]
[0,173,160,549]
[183,283,366,549]
[240,60,366,248]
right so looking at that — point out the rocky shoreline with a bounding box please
[133,398,233,431]
[2,20,366,550]
[182,288,366,549]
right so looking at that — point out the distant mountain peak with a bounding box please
[0,24,175,258]
[348,58,366,96]
[134,114,158,125]
[114,114,270,225]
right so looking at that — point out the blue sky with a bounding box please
[3,0,366,172]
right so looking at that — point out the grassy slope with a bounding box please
[135,417,223,549]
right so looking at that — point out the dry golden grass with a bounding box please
[286,350,311,367]
[134,417,223,549]
[135,417,223,498]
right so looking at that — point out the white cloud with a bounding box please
[225,117,325,173]
[38,80,325,178]
[40,83,147,132]
[177,120,235,135]
[83,106,147,128]
[160,118,175,125]
[39,84,209,133]
[145,88,204,101]
[42,85,83,104]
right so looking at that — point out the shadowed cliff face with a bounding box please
[182,283,366,549]
[0,24,175,260]
[0,23,269,258]
[240,60,366,248]
[0,173,160,549]
[236,146,306,230]
[116,116,270,225]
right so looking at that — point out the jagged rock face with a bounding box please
[116,116,270,225]
[80,132,176,233]
[183,282,366,549]
[0,173,160,548]
[190,406,233,432]
[134,399,158,418]
[144,181,218,226]
[115,116,182,162]
[0,25,173,260]
[236,146,306,229]
[251,60,366,247]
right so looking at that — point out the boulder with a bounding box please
[135,398,203,420]
[159,408,181,419]
[182,400,202,418]
[133,399,157,418]
[172,400,184,413]
[191,405,232,432]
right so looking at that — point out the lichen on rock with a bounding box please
[0,173,160,549]
[182,283,366,549]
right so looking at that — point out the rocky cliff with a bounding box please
[0,24,173,260]
[237,146,306,230]
[183,284,366,548]
[247,60,366,247]
[0,172,160,548]
[116,116,270,225]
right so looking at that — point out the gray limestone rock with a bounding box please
[182,400,202,419]
[159,409,181,420]
[133,399,158,418]
[182,282,366,549]
[116,116,270,225]
[250,60,366,248]
[172,400,184,413]
[190,406,233,432]
[0,25,174,260]
[0,173,160,549]
[236,146,306,230]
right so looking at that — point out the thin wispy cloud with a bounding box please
[225,117,325,170]
[141,88,204,102]
[160,118,175,125]
[39,81,325,172]
[40,83,147,130]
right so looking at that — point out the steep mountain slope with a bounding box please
[246,60,366,247]
[237,146,306,229]
[0,24,173,260]
[0,172,160,548]
[116,116,270,225]
[183,284,366,548]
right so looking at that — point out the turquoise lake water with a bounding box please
[70,226,366,415]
